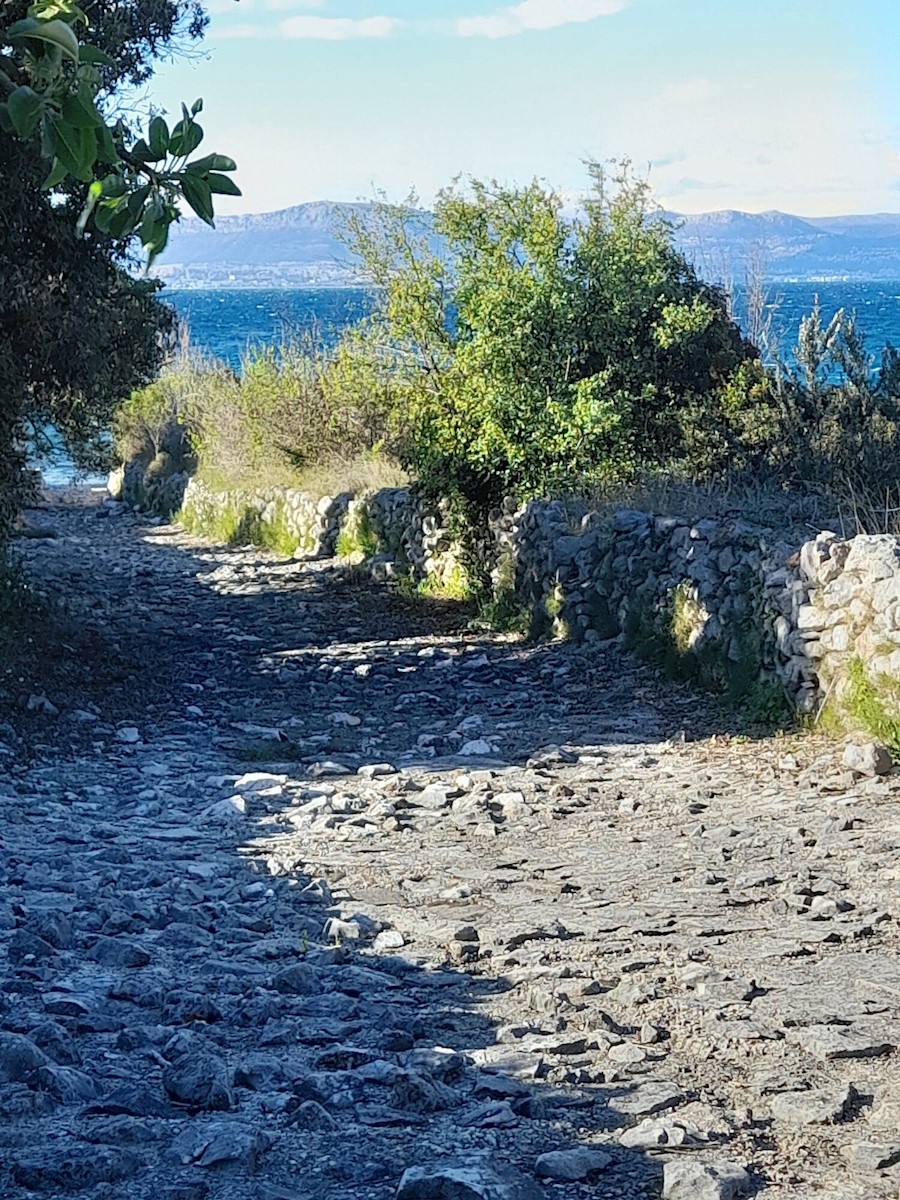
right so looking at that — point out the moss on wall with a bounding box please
[823,656,900,752]
[621,572,789,725]
[336,505,379,559]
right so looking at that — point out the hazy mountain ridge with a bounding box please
[155,201,900,289]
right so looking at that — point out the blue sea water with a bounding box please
[36,280,900,485]
[170,287,376,366]
[166,281,900,369]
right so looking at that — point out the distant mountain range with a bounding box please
[153,201,900,289]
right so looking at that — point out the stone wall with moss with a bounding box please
[794,534,900,747]
[115,462,900,735]
[492,502,806,721]
[117,470,465,590]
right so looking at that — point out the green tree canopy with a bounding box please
[345,165,759,565]
[0,0,237,539]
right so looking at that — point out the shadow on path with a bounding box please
[0,493,768,1199]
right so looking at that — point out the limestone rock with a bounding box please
[534,1148,611,1180]
[662,1160,750,1200]
[396,1161,543,1200]
[162,1052,234,1111]
[769,1084,853,1125]
[841,742,892,776]
[607,1081,684,1116]
[786,1025,893,1062]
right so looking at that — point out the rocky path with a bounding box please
[1,489,899,1200]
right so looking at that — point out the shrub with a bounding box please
[770,303,900,496]
[341,163,759,576]
[115,335,398,493]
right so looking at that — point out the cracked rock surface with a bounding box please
[1,488,899,1200]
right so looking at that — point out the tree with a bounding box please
[345,164,759,573]
[0,0,238,540]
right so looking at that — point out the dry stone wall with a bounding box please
[114,463,900,735]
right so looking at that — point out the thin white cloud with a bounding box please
[279,14,402,39]
[457,0,626,39]
[265,0,327,10]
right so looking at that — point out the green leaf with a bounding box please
[169,118,202,157]
[7,86,42,138]
[106,204,138,239]
[50,118,95,180]
[62,85,103,130]
[126,184,152,222]
[41,157,67,188]
[99,172,127,198]
[130,137,165,164]
[184,152,236,174]
[191,97,203,115]
[146,224,170,269]
[93,203,114,232]
[180,173,214,225]
[140,197,171,264]
[0,105,12,135]
[94,121,118,165]
[78,44,116,67]
[148,115,169,159]
[207,172,241,197]
[7,17,80,62]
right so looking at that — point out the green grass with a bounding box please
[255,500,299,557]
[475,588,532,636]
[623,577,790,729]
[832,656,900,753]
[671,581,698,656]
[178,494,300,557]
[416,562,473,602]
[335,507,380,559]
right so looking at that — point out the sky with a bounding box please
[150,0,900,218]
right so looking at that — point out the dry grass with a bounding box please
[116,333,405,498]
[195,454,409,500]
[835,482,900,538]
[573,474,856,539]
[292,455,409,498]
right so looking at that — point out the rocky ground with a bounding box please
[1,488,898,1200]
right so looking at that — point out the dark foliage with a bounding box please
[0,0,202,538]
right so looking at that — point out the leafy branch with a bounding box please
[0,0,239,263]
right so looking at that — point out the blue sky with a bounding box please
[150,0,900,216]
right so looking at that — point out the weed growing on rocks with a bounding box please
[335,507,380,560]
[836,657,900,753]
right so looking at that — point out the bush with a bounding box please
[116,335,399,493]
[771,303,900,495]
[115,172,900,562]
[340,163,759,575]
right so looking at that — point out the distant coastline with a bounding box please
[159,274,898,293]
[153,201,900,290]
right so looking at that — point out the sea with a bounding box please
[37,280,900,485]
